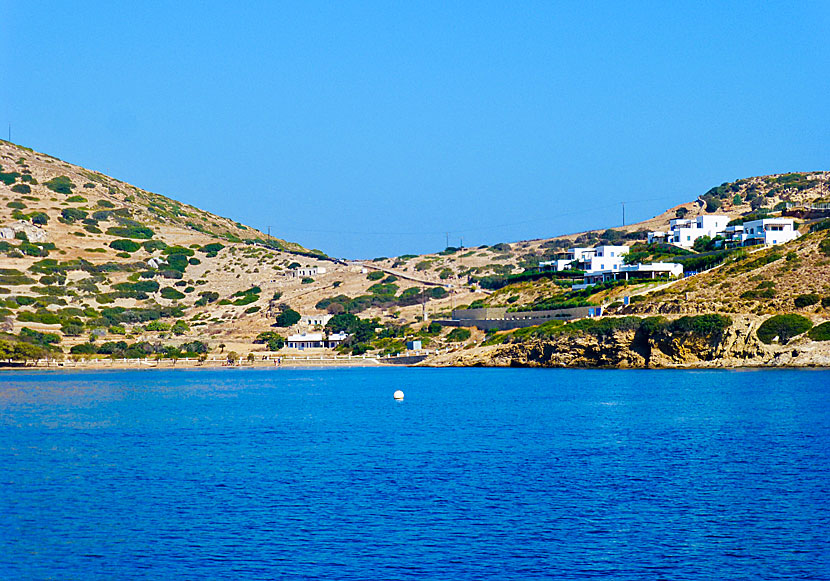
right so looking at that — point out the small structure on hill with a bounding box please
[287,266,327,278]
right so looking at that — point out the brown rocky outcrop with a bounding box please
[426,315,830,368]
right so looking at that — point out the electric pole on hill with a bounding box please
[622,202,626,227]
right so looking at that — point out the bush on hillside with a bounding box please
[807,322,830,341]
[275,307,301,327]
[109,239,142,253]
[366,271,384,281]
[44,176,75,194]
[106,225,155,239]
[757,314,813,345]
[794,294,820,308]
[160,287,185,300]
[446,328,472,342]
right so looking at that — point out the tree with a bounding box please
[692,236,712,253]
[246,353,255,362]
[218,343,226,353]
[226,351,238,364]
[675,207,688,219]
[275,307,301,327]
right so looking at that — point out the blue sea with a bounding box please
[1,368,828,580]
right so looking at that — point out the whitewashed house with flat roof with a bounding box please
[649,215,729,248]
[288,266,327,278]
[740,218,800,246]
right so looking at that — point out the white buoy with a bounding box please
[393,390,405,400]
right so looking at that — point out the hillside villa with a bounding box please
[648,215,799,248]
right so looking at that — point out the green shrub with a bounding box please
[171,320,189,335]
[97,200,115,208]
[367,271,384,281]
[301,277,314,284]
[668,314,732,337]
[166,254,190,272]
[160,287,185,300]
[255,331,284,351]
[244,306,261,314]
[105,225,154,239]
[109,239,141,253]
[822,297,830,309]
[428,287,448,299]
[446,328,472,342]
[66,195,87,203]
[275,307,301,327]
[794,294,820,308]
[44,176,75,194]
[7,200,26,209]
[0,165,21,185]
[162,245,195,257]
[30,212,49,225]
[757,314,813,344]
[142,240,167,252]
[819,238,830,257]
[61,208,88,222]
[807,322,830,341]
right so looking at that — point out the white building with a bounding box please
[540,246,627,273]
[300,314,333,327]
[740,218,800,246]
[587,245,629,273]
[584,262,683,284]
[285,332,348,350]
[649,215,730,248]
[288,266,327,278]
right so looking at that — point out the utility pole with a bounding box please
[622,202,626,227]
[267,225,271,239]
[422,286,427,322]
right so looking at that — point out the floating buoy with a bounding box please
[393,390,405,400]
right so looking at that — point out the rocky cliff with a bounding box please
[426,316,830,368]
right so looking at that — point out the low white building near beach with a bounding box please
[285,332,348,350]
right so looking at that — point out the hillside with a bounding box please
[0,140,483,361]
[2,138,829,366]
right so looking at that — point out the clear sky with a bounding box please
[2,1,828,258]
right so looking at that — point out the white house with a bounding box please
[586,245,629,273]
[300,314,332,327]
[285,332,348,350]
[649,215,730,248]
[584,262,683,284]
[539,246,626,273]
[740,218,800,246]
[288,266,327,278]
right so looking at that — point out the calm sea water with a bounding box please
[1,368,828,580]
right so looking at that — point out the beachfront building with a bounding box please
[648,215,730,248]
[285,332,349,350]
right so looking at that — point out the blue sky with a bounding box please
[2,1,828,258]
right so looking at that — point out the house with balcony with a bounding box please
[648,215,730,248]
[740,218,800,246]
[285,332,348,350]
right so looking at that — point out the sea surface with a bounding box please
[0,368,828,580]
